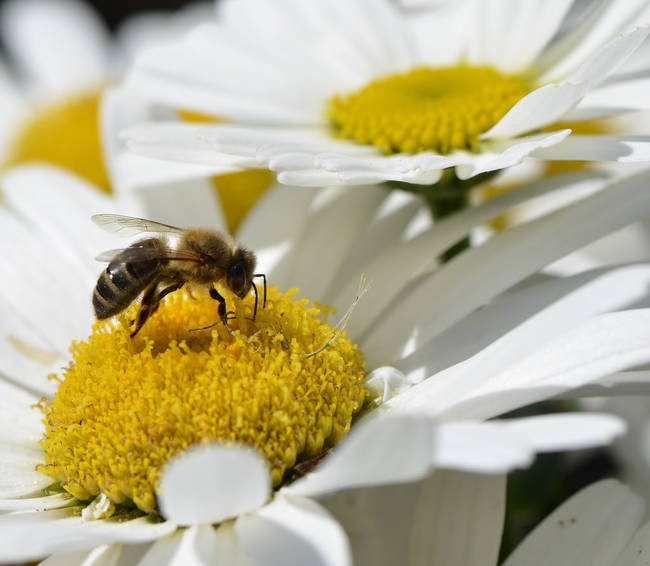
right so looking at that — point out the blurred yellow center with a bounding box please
[38,287,366,515]
[329,66,528,154]
[3,89,110,192]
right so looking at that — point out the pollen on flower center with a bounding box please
[3,88,110,192]
[328,66,528,155]
[38,287,366,515]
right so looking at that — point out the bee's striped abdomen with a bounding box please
[93,238,167,319]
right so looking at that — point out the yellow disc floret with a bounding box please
[3,89,110,192]
[328,66,528,155]
[38,287,366,515]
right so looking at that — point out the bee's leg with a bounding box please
[209,287,229,324]
[151,280,185,315]
[131,281,161,338]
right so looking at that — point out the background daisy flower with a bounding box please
[122,0,650,188]
[0,0,217,191]
[2,164,650,562]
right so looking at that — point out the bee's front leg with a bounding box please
[209,287,236,335]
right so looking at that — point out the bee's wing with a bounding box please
[94,246,204,264]
[91,214,185,237]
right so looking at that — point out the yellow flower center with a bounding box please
[3,89,110,192]
[328,66,528,154]
[38,287,366,515]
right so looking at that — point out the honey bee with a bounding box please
[92,214,266,337]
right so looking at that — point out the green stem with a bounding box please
[386,169,497,262]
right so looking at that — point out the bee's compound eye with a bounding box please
[228,262,247,296]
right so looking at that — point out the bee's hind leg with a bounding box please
[130,279,184,338]
[131,282,159,338]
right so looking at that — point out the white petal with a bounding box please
[101,88,236,193]
[501,413,626,452]
[137,524,252,566]
[0,510,175,563]
[2,165,113,283]
[535,0,650,84]
[486,26,650,139]
[532,134,650,162]
[158,444,271,526]
[390,309,650,421]
[433,413,624,475]
[236,495,351,566]
[0,492,75,511]
[502,480,644,566]
[283,185,385,300]
[39,544,122,566]
[410,471,505,566]
[0,295,62,396]
[613,520,650,566]
[458,130,571,179]
[235,183,316,290]
[285,416,433,498]
[362,168,650,367]
[0,0,110,98]
[567,75,650,117]
[320,469,505,566]
[336,170,607,342]
[465,0,573,74]
[433,421,533,474]
[396,263,650,385]
[569,370,650,397]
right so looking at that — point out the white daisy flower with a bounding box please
[0,0,215,194]
[2,162,650,564]
[121,0,650,188]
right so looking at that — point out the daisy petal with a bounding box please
[102,88,236,193]
[285,416,433,498]
[236,495,351,566]
[0,0,110,98]
[283,185,386,300]
[362,168,650,366]
[532,134,650,162]
[236,183,316,289]
[611,520,650,566]
[502,480,644,566]
[158,443,271,526]
[0,510,175,563]
[0,492,75,511]
[39,545,122,566]
[396,263,650,384]
[338,171,607,341]
[500,413,626,452]
[466,0,573,74]
[565,75,650,118]
[0,295,62,396]
[569,370,650,397]
[410,471,506,566]
[137,524,252,566]
[459,130,571,179]
[485,26,650,139]
[321,470,505,566]
[535,0,650,84]
[433,421,534,474]
[398,309,650,421]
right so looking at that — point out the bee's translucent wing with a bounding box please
[95,246,204,264]
[91,214,185,236]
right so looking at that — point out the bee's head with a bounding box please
[227,247,257,298]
